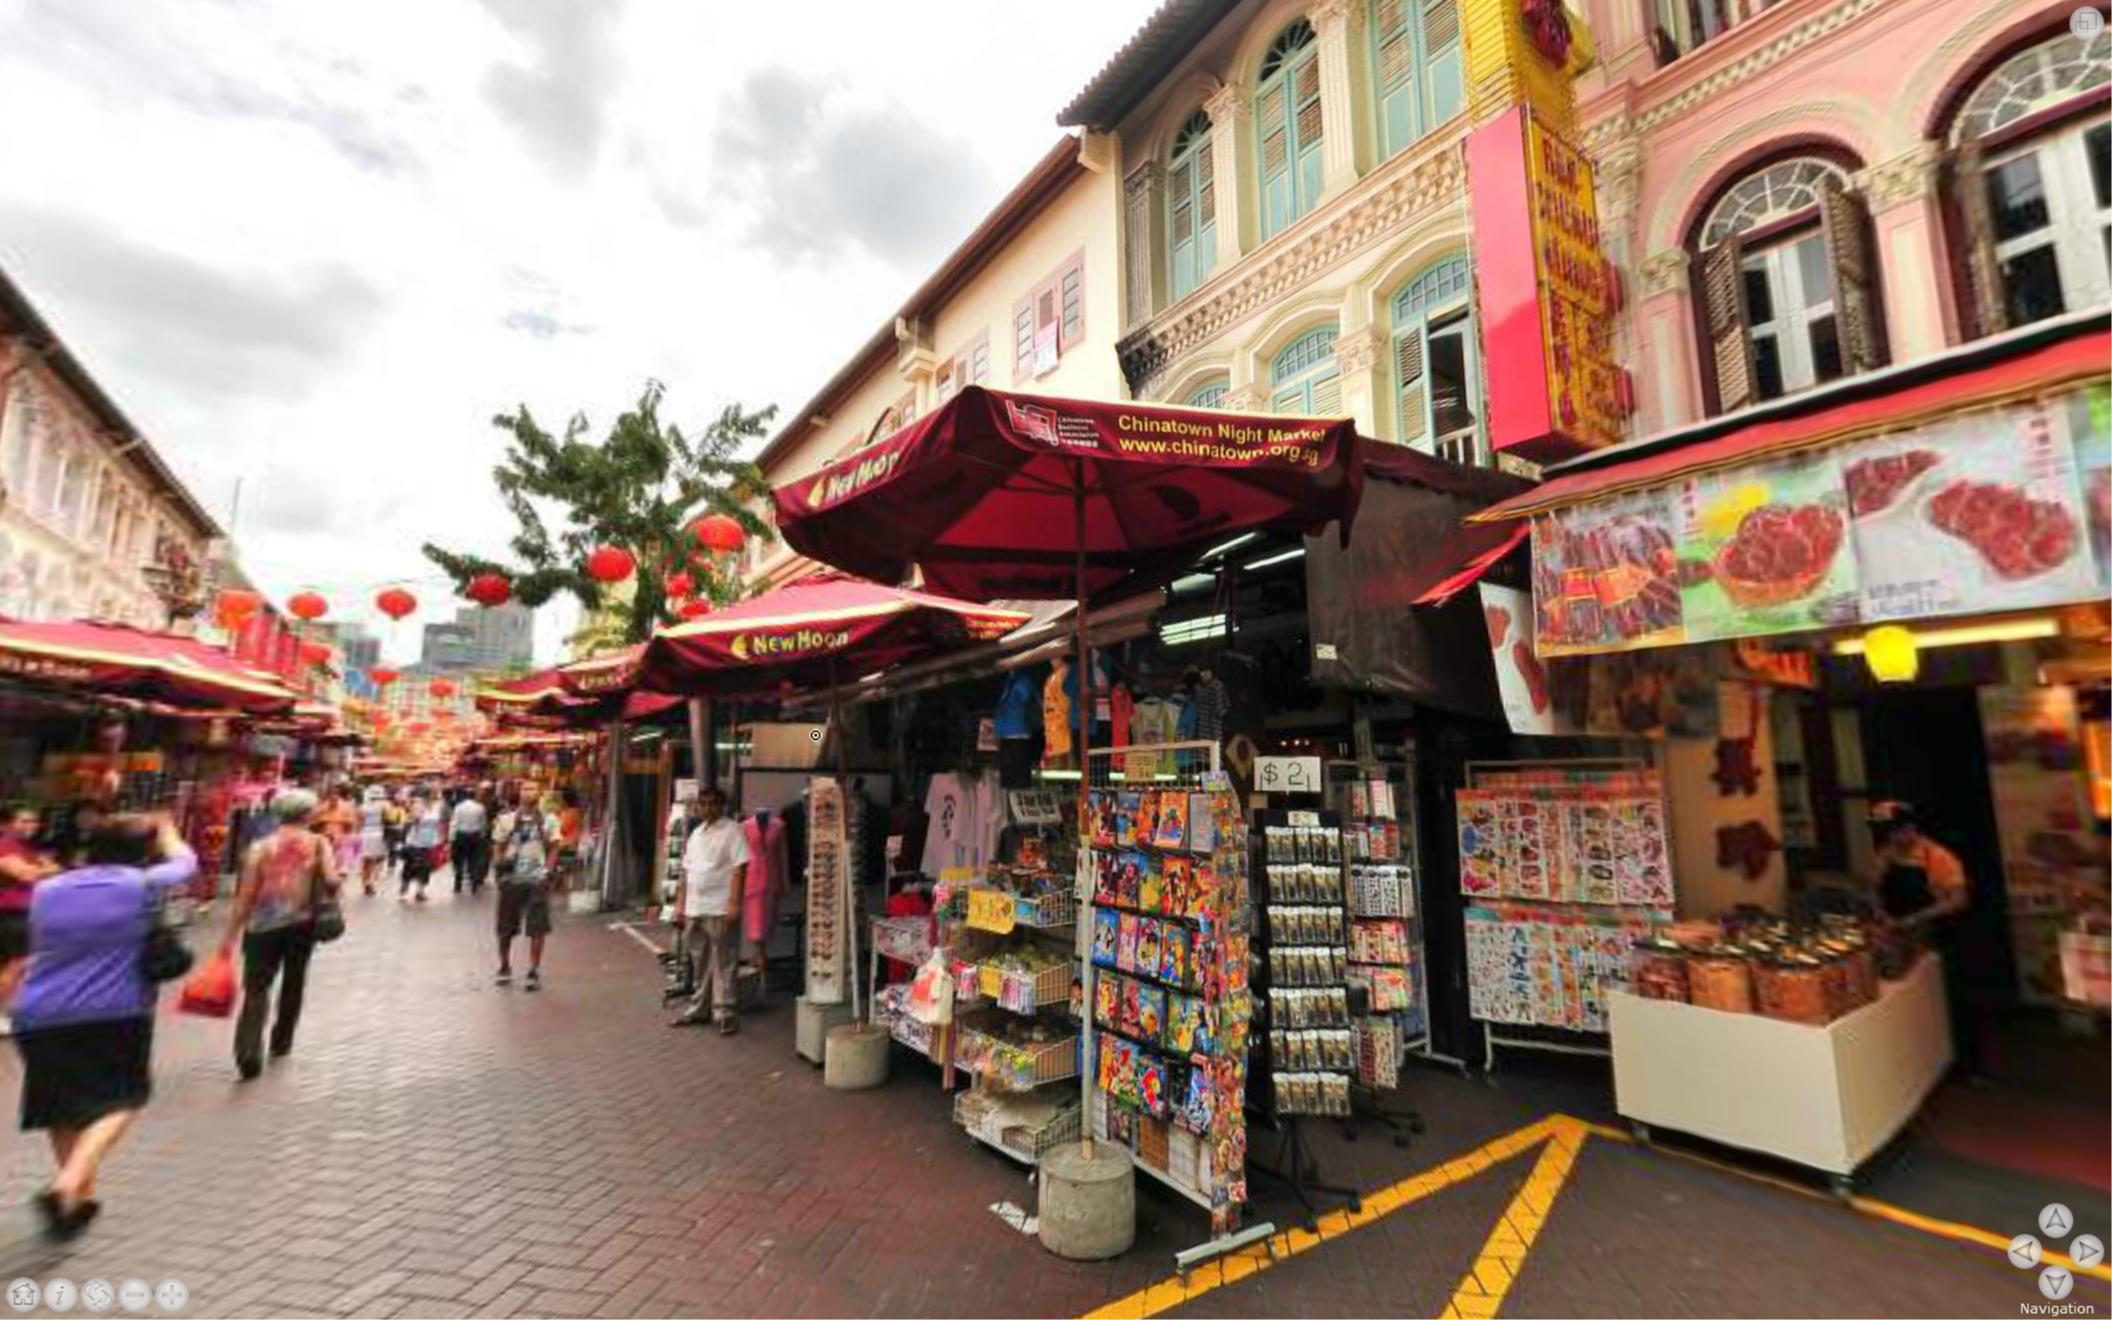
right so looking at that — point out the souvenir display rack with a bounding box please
[1326,760,1435,1088]
[1084,742,1258,1238]
[1247,806,1364,1225]
[947,788,1083,1148]
[805,776,853,1009]
[1457,760,1674,1072]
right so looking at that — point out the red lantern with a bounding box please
[428,679,456,699]
[287,591,328,621]
[408,721,430,735]
[369,668,398,687]
[665,571,695,599]
[217,588,261,621]
[691,513,746,555]
[586,545,635,583]
[371,713,390,731]
[678,599,712,620]
[376,587,418,621]
[466,573,511,607]
[299,641,332,667]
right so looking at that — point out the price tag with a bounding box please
[1123,749,1161,781]
[978,963,1003,999]
[1256,755,1322,795]
[966,888,1017,934]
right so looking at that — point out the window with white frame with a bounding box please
[1952,32,2111,335]
[1694,155,1885,414]
[1168,111,1218,302]
[1390,255,1482,464]
[1257,21,1324,241]
[1188,378,1230,410]
[1270,325,1340,415]
[1371,0,1462,160]
[1013,253,1087,379]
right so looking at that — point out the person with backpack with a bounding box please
[220,789,342,1080]
[493,793,560,991]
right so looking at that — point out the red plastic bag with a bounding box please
[178,950,237,1018]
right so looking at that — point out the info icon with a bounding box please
[44,1279,77,1313]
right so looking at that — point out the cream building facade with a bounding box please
[0,269,221,628]
[752,136,1124,583]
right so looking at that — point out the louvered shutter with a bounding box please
[1014,304,1034,375]
[1170,156,1196,297]
[1293,55,1325,207]
[1423,0,1459,53]
[1701,235,1756,414]
[1310,372,1342,414]
[1273,386,1305,414]
[1259,76,1291,237]
[1376,0,1414,155]
[1395,329,1428,446]
[1196,139,1217,255]
[1952,141,2009,338]
[1060,264,1084,344]
[1817,175,1887,375]
[1423,0,1464,123]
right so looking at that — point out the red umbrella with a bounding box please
[0,618,301,714]
[634,574,1029,697]
[774,385,1364,600]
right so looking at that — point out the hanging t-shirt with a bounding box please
[1130,697,1174,748]
[1063,653,1112,741]
[920,774,973,879]
[1109,685,1134,749]
[1044,659,1073,762]
[994,670,1040,740]
[1173,693,1198,741]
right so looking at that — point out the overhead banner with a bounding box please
[1531,389,2106,656]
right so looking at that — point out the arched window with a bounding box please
[1168,111,1218,302]
[1187,378,1231,410]
[1951,30,2111,336]
[1270,324,1340,414]
[1692,154,1884,414]
[1257,21,1324,241]
[1390,255,1480,462]
[1372,0,1462,160]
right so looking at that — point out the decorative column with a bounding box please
[1636,249,1698,435]
[1224,386,1269,414]
[1202,82,1249,273]
[1332,326,1387,438]
[894,316,940,414]
[1123,163,1162,329]
[1589,124,1644,444]
[1310,0,1362,203]
[1855,144,1952,359]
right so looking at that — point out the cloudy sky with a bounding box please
[0,0,1146,661]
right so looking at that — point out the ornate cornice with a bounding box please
[1125,161,1159,202]
[1311,0,1354,35]
[1202,82,1249,126]
[1333,326,1385,374]
[1117,142,1465,395]
[1224,387,1267,413]
[1639,249,1689,298]
[1855,142,1943,212]
[1633,0,1885,134]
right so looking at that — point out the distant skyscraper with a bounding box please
[455,602,535,670]
[333,624,381,675]
[418,621,476,672]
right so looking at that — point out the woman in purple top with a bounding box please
[13,814,196,1240]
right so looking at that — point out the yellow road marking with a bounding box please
[1079,1116,1570,1320]
[1440,1118,1589,1320]
[1850,1194,2112,1283]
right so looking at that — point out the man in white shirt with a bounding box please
[672,786,748,1034]
[450,788,490,895]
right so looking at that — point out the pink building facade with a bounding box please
[1574,0,2106,440]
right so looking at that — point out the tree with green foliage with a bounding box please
[426,382,776,647]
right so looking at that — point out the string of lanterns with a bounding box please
[212,513,751,689]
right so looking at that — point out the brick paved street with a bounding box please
[0,885,2097,1319]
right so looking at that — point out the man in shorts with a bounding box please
[494,794,559,990]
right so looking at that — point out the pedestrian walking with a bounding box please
[670,787,748,1035]
[11,814,196,1240]
[399,791,442,902]
[450,787,490,895]
[0,804,58,1016]
[356,786,389,896]
[493,794,559,990]
[382,790,408,871]
[221,789,341,1080]
[315,785,361,885]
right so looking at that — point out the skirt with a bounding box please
[359,827,388,861]
[16,1018,154,1131]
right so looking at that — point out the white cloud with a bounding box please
[0,0,1147,662]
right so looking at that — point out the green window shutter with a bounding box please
[1396,328,1428,446]
[1196,138,1217,265]
[1309,371,1342,415]
[1422,0,1463,125]
[1294,53,1325,210]
[1375,0,1415,157]
[1170,155,1197,300]
[1272,385,1307,414]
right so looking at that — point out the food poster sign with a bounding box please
[1529,490,1685,656]
[1853,401,2095,621]
[1675,450,1859,642]
[2063,383,2112,586]
[1479,583,1580,735]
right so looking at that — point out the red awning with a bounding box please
[1472,313,2110,523]
[0,618,301,714]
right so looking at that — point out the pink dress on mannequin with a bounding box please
[741,811,789,945]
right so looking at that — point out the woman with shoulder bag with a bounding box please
[12,813,197,1240]
[222,789,341,1080]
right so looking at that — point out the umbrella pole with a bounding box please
[1072,468,1096,1161]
